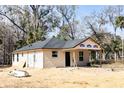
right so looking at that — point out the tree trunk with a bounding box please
[122,36,124,63]
[114,28,117,62]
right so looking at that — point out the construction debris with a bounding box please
[8,69,29,78]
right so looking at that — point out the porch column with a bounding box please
[89,50,91,61]
[102,50,105,60]
[99,50,102,67]
[95,51,98,60]
[72,51,77,67]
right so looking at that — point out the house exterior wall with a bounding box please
[13,49,91,68]
[12,52,26,66]
[12,49,43,68]
[61,49,90,67]
[74,50,90,66]
[72,38,102,66]
[70,51,73,66]
[27,52,34,67]
[12,53,20,66]
[35,51,43,68]
[75,38,101,50]
[43,49,65,68]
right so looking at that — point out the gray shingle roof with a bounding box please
[63,39,84,48]
[16,38,51,51]
[43,38,66,48]
[15,37,86,51]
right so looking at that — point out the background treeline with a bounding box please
[0,5,123,65]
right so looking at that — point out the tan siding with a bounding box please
[43,49,65,68]
[75,38,101,50]
[75,50,89,66]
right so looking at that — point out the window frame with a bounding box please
[52,51,58,58]
[79,51,83,61]
[93,45,98,48]
[80,44,85,47]
[87,44,92,48]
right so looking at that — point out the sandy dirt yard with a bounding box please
[1,66,124,88]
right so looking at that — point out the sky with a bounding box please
[76,5,124,38]
[76,5,106,20]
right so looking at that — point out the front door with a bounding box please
[65,52,70,66]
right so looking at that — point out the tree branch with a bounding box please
[0,12,27,33]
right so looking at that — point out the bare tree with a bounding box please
[103,6,124,61]
[0,22,15,65]
[83,6,124,62]
[56,6,77,40]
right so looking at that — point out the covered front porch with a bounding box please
[64,49,104,67]
[63,37,104,67]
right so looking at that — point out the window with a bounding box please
[93,45,98,48]
[80,44,85,47]
[13,54,14,61]
[87,44,92,48]
[79,51,83,61]
[17,53,19,62]
[52,51,58,57]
